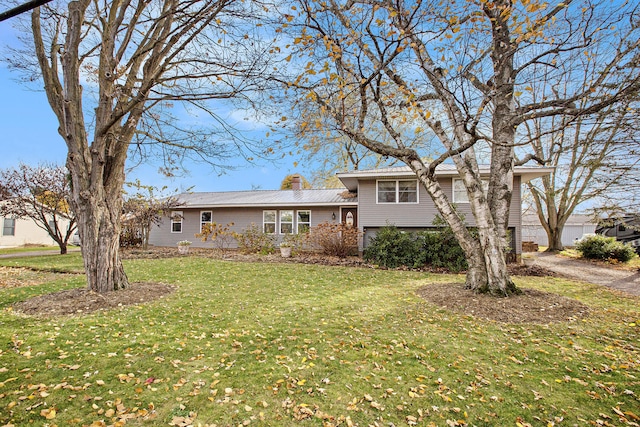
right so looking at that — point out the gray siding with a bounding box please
[149,206,341,248]
[358,176,523,254]
[357,179,440,228]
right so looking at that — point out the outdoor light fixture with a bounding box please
[332,212,336,220]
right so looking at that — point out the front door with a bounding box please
[341,208,358,229]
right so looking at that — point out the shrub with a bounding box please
[363,225,421,268]
[195,222,235,255]
[363,224,468,272]
[307,222,361,257]
[576,234,636,262]
[279,232,306,255]
[232,223,275,254]
[417,230,468,272]
[120,226,142,248]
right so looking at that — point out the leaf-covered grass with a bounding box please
[0,255,638,426]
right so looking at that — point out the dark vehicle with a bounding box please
[596,215,640,254]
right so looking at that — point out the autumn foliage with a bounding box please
[306,221,361,257]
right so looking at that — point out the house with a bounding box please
[0,214,74,248]
[149,166,553,256]
[521,213,598,248]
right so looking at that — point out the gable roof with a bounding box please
[175,189,356,209]
[336,164,554,191]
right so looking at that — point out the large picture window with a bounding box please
[170,211,183,233]
[377,180,418,204]
[280,210,294,234]
[297,210,311,233]
[453,179,488,203]
[263,210,276,234]
[200,211,213,232]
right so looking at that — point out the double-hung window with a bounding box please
[200,211,213,232]
[297,210,311,233]
[377,180,418,203]
[170,211,183,233]
[452,179,488,203]
[280,210,294,234]
[263,210,276,234]
[2,218,15,236]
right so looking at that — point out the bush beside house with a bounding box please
[364,224,468,272]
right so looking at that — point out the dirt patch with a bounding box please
[13,282,175,317]
[417,282,590,324]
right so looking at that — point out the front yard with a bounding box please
[0,253,638,426]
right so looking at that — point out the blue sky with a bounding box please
[0,19,302,194]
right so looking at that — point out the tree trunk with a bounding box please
[412,160,517,295]
[59,243,68,255]
[74,190,128,293]
[546,227,564,252]
[142,224,150,250]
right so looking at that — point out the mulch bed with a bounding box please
[417,282,590,324]
[13,282,175,316]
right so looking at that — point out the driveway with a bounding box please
[525,252,640,296]
[0,248,81,259]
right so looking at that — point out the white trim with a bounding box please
[376,179,419,204]
[263,210,276,234]
[170,211,183,234]
[296,210,311,233]
[279,210,294,234]
[200,210,213,232]
[452,178,489,203]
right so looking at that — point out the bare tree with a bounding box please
[122,181,183,250]
[523,92,640,251]
[7,0,275,293]
[282,0,640,295]
[0,163,76,254]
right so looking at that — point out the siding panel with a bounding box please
[149,206,341,248]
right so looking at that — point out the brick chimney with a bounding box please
[291,175,302,190]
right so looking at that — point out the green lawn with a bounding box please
[0,246,61,255]
[0,254,638,426]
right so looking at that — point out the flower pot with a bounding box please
[178,245,190,254]
[280,246,292,258]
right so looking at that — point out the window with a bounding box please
[280,210,293,234]
[297,210,311,233]
[263,210,276,234]
[398,180,418,203]
[200,211,212,232]
[170,211,183,233]
[452,179,489,203]
[377,180,418,203]
[2,218,15,236]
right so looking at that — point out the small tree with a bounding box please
[122,181,182,250]
[196,222,236,256]
[0,163,76,254]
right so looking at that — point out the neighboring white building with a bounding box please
[0,215,74,248]
[522,213,597,247]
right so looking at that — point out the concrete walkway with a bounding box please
[525,252,640,296]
